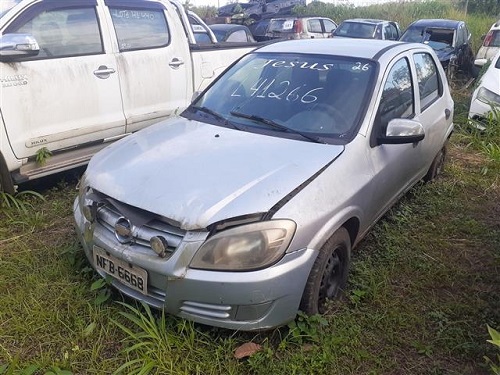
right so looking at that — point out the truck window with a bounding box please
[109,7,170,51]
[7,7,103,58]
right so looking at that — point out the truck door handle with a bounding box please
[93,65,116,79]
[445,108,451,120]
[169,58,185,69]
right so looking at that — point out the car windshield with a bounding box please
[488,30,500,47]
[269,19,296,32]
[185,52,376,144]
[401,26,454,49]
[0,0,21,18]
[333,22,376,38]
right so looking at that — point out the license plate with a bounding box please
[93,246,148,295]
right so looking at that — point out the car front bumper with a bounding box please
[73,198,317,331]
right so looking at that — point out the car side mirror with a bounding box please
[378,118,425,145]
[0,33,40,61]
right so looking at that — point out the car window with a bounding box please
[191,53,376,143]
[384,24,398,40]
[226,29,248,42]
[308,19,322,33]
[376,58,414,131]
[413,53,440,110]
[109,7,169,51]
[334,22,375,39]
[322,19,337,33]
[456,25,464,46]
[486,30,500,47]
[8,7,103,58]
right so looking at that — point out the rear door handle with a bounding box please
[93,65,116,79]
[169,58,185,69]
[445,108,451,120]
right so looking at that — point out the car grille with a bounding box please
[92,191,186,257]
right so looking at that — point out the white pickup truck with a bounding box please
[0,0,257,193]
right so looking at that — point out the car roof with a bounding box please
[254,38,424,61]
[407,19,462,29]
[341,18,391,25]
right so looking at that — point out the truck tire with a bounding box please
[0,154,15,194]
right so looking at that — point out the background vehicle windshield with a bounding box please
[333,22,376,38]
[1,0,21,18]
[192,52,375,142]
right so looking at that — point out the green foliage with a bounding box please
[285,311,328,345]
[0,190,44,213]
[35,147,52,166]
[485,325,500,374]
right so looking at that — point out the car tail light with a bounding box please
[293,20,303,34]
[484,31,493,46]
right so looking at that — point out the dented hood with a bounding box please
[86,117,344,230]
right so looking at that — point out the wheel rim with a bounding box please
[318,248,344,312]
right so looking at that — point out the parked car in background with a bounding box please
[209,24,256,42]
[400,19,475,78]
[331,19,400,40]
[75,38,454,331]
[474,20,500,75]
[469,50,500,127]
[260,16,337,40]
[218,0,305,22]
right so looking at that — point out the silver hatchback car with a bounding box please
[74,39,454,331]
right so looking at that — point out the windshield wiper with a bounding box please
[190,106,241,130]
[230,111,325,144]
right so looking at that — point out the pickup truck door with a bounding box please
[1,0,125,160]
[104,0,190,133]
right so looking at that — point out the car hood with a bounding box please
[433,46,455,62]
[86,117,344,230]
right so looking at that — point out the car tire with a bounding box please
[300,227,351,315]
[424,144,447,182]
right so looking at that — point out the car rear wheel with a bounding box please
[300,227,351,315]
[424,144,447,182]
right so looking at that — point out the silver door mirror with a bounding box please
[0,33,40,61]
[378,118,425,144]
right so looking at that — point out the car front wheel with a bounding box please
[300,227,351,315]
[424,144,447,182]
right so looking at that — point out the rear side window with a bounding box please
[9,7,103,58]
[110,8,169,51]
[323,19,337,33]
[413,53,440,110]
[307,19,322,33]
[377,58,414,129]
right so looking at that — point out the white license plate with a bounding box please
[93,246,148,295]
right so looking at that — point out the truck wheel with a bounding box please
[300,227,351,315]
[0,155,15,195]
[424,145,446,182]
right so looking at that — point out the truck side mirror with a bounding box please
[0,33,40,61]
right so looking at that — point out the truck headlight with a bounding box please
[477,87,500,106]
[190,220,296,271]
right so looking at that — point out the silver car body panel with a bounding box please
[74,39,454,330]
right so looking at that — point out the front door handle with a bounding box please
[93,65,116,79]
[169,58,185,69]
[445,108,451,120]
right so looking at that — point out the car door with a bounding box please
[1,0,125,160]
[366,55,424,220]
[410,51,451,173]
[105,0,190,133]
[321,18,337,37]
[306,18,325,38]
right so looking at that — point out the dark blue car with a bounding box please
[400,19,475,79]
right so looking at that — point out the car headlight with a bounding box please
[477,87,500,105]
[77,173,96,222]
[190,220,296,271]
